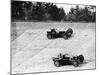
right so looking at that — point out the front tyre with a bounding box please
[77,55,84,64]
[67,32,72,37]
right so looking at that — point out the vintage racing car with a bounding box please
[52,53,84,67]
[47,28,73,39]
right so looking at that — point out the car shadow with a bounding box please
[79,59,95,67]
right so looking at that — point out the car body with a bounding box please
[52,53,84,67]
[47,28,73,39]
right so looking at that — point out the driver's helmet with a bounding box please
[51,28,56,31]
[58,53,63,59]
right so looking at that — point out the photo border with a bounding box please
[10,0,96,75]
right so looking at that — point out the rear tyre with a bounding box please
[63,35,68,39]
[47,34,52,39]
[54,61,60,67]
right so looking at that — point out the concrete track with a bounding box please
[11,22,95,74]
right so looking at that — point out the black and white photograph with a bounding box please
[11,0,96,74]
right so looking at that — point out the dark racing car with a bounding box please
[47,28,73,39]
[52,53,84,67]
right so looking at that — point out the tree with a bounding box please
[11,1,66,21]
[31,2,47,21]
[59,8,66,21]
[23,2,33,21]
[11,1,33,21]
[11,1,25,20]
[66,5,96,22]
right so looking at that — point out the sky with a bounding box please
[56,4,76,14]
[32,1,95,14]
[32,2,86,14]
[56,4,86,14]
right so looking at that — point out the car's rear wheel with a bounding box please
[54,61,60,67]
[47,34,52,39]
[63,35,68,39]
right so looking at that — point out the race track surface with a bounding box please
[11,22,96,74]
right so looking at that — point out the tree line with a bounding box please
[11,1,96,22]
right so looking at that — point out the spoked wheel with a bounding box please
[77,55,84,64]
[73,61,79,67]
[47,34,52,39]
[54,61,60,67]
[63,35,68,39]
[67,32,72,37]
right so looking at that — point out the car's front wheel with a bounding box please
[77,55,84,64]
[67,32,72,37]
